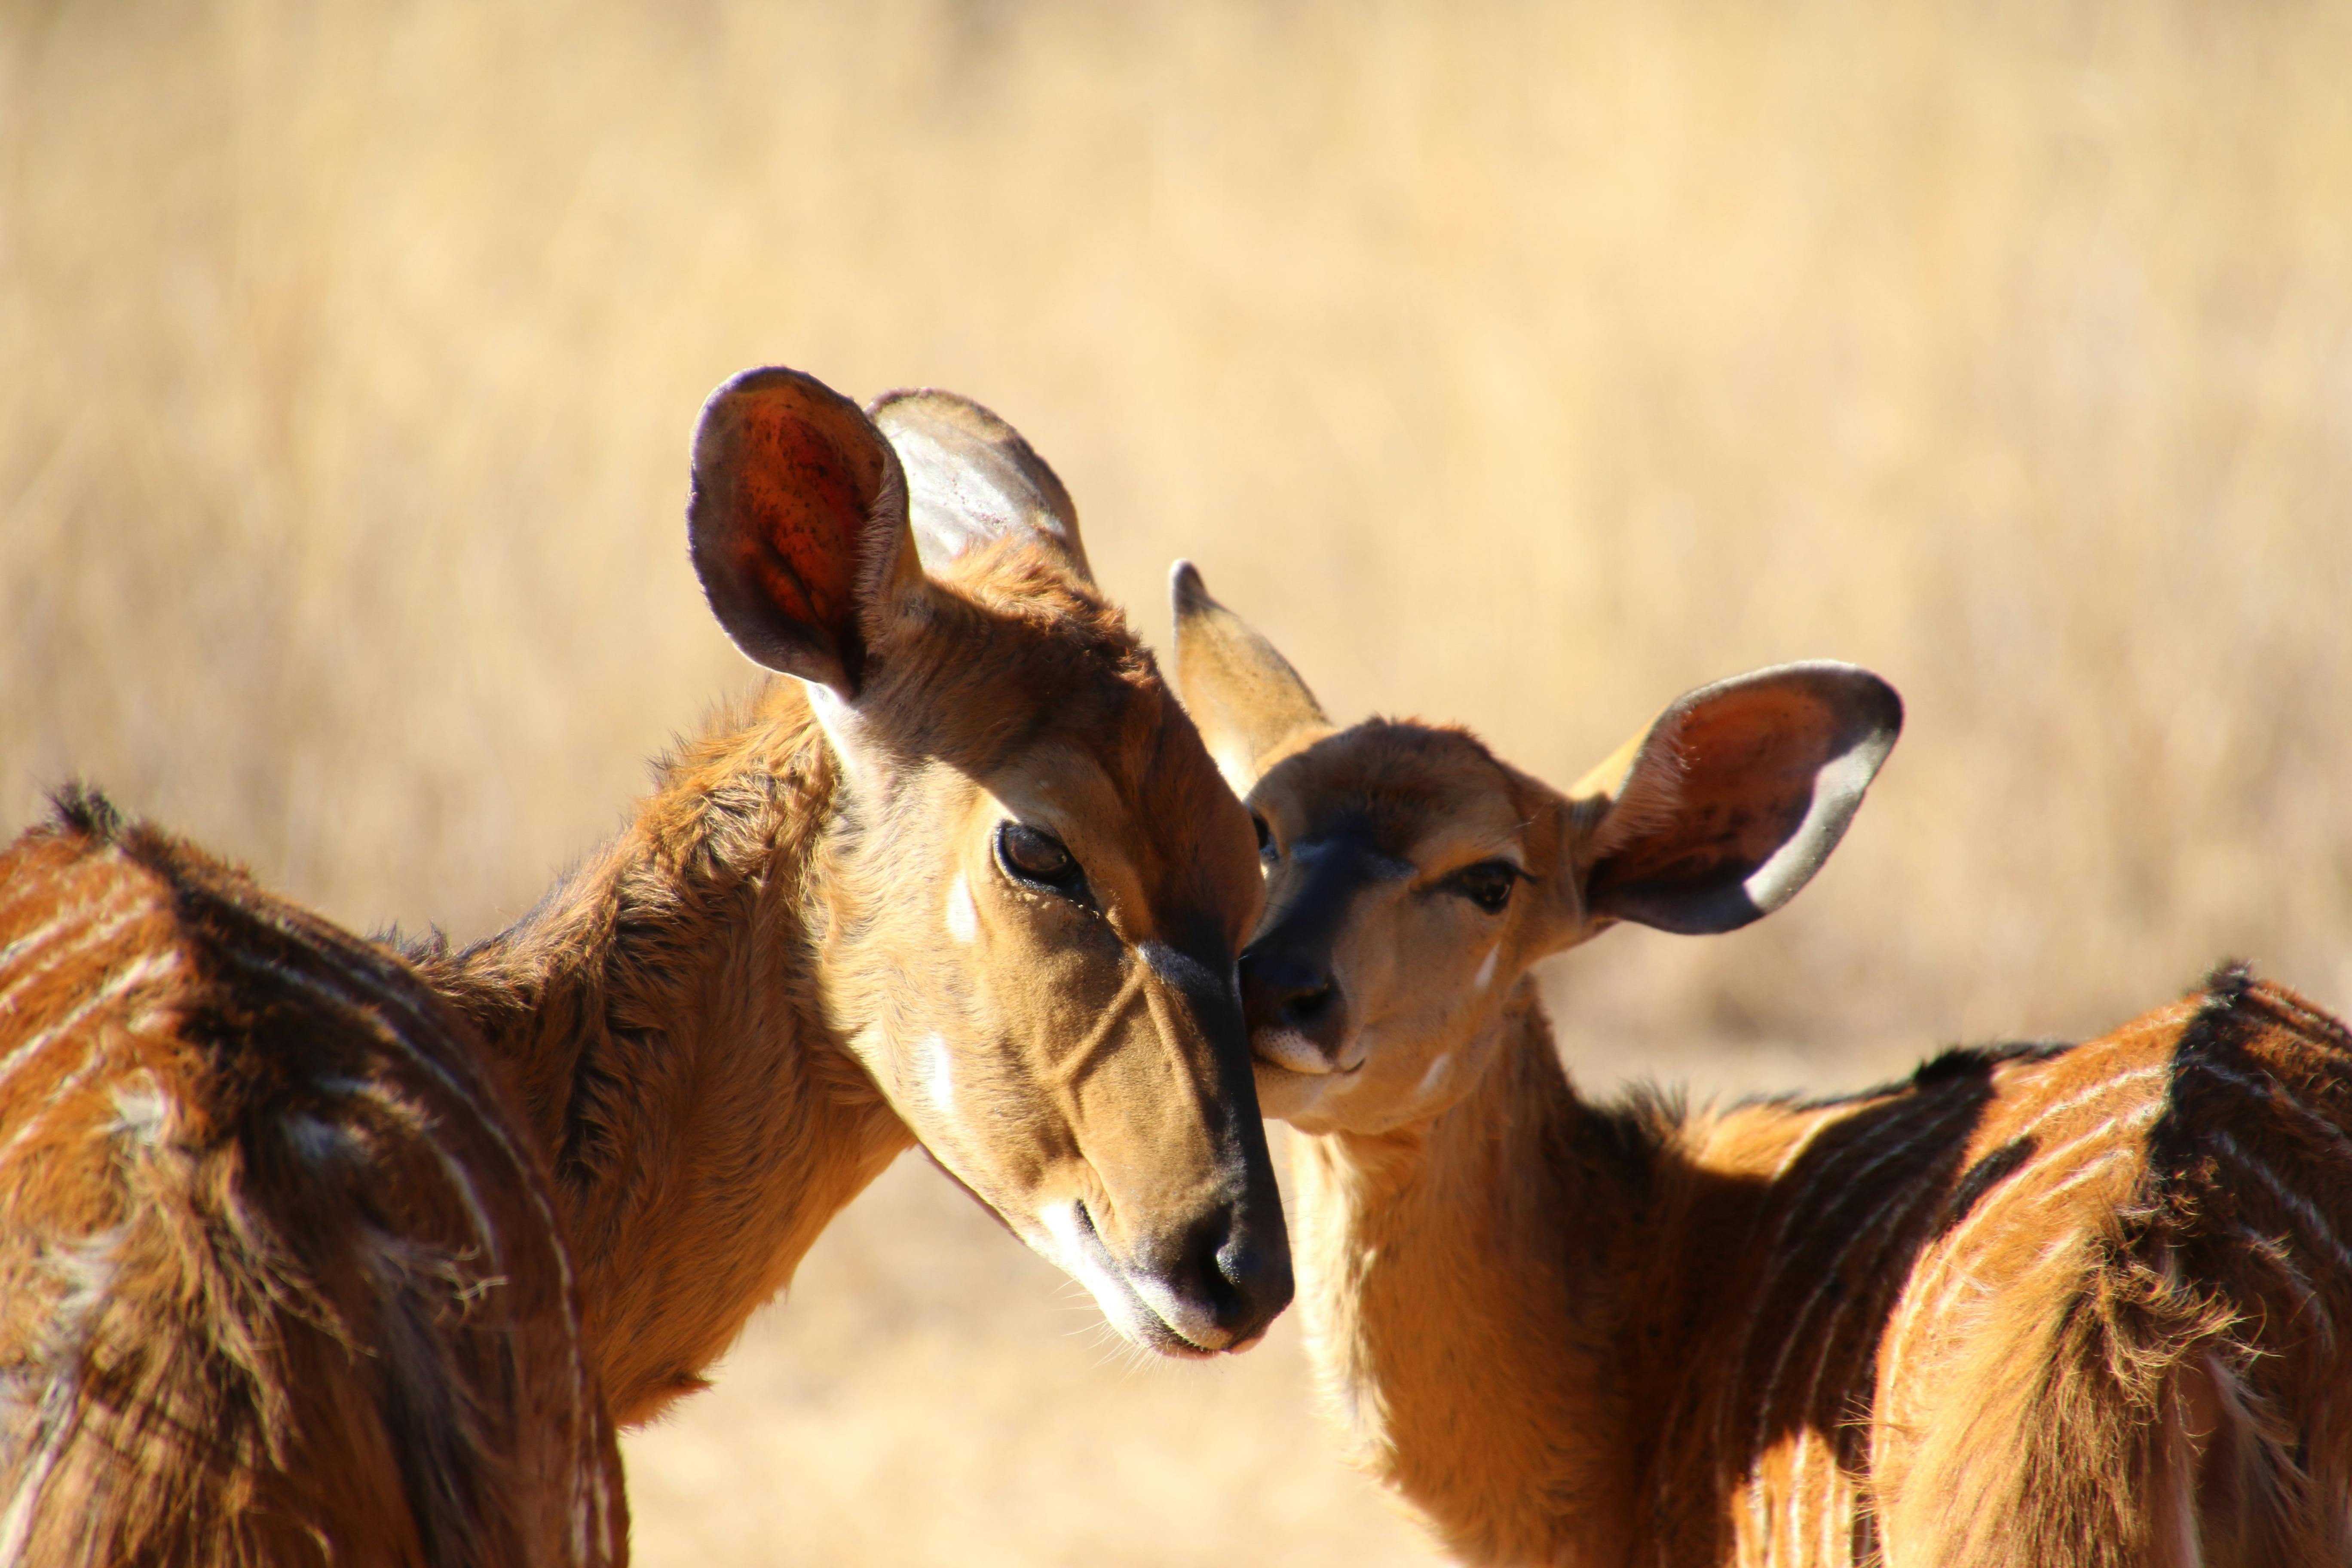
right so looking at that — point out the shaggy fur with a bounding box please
[0,788,618,1568]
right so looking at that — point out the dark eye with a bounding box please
[997,822,1089,900]
[1252,813,1276,861]
[1451,861,1520,914]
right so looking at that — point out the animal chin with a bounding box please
[1035,1199,1224,1360]
[1252,1026,1345,1075]
[1250,1057,1363,1125]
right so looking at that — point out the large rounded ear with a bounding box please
[1570,662,1902,935]
[867,389,1091,583]
[688,367,918,696]
[1168,561,1332,796]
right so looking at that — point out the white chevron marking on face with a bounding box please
[946,873,978,946]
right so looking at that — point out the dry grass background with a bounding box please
[6,1,2351,1562]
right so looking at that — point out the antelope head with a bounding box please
[1169,561,1902,1136]
[688,371,1288,1354]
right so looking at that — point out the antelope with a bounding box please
[0,365,1290,1568]
[1170,560,2352,1568]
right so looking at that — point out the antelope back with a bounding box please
[0,791,620,1567]
[686,373,1286,1353]
[1170,561,1900,1134]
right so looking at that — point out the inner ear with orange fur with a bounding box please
[687,366,911,695]
[1578,662,1902,936]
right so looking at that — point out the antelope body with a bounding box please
[1172,562,2352,1567]
[0,368,1291,1568]
[0,789,616,1568]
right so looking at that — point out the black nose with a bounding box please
[1181,1199,1294,1346]
[1238,948,1345,1051]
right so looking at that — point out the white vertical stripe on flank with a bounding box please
[0,905,148,1041]
[2211,1130,2352,1277]
[3,993,184,1161]
[0,1365,74,1565]
[1903,1105,2163,1363]
[1778,1426,1813,1565]
[204,945,608,1556]
[2185,1057,2352,1165]
[1780,1099,1984,1564]
[0,862,69,928]
[1880,1066,2168,1387]
[0,892,131,979]
[2024,1144,2139,1213]
[2233,1224,2337,1349]
[1749,1093,1985,1560]
[1728,1091,1963,1499]
[1820,1459,1849,1567]
[326,1079,504,1272]
[1713,1098,1876,1488]
[0,1228,125,1567]
[0,950,179,1096]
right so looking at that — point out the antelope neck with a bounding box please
[421,684,914,1425]
[1288,985,1655,1567]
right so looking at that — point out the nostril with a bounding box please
[1179,1209,1243,1327]
[1216,1228,1292,1333]
[1240,950,1338,1032]
[1182,1204,1293,1342]
[1279,982,1335,1026]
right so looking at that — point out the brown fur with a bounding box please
[1173,562,2352,1566]
[0,371,1285,1567]
[0,788,619,1568]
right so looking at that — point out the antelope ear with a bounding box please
[1569,662,1902,936]
[867,389,1090,583]
[687,367,918,697]
[1168,561,1332,795]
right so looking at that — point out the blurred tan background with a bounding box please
[6,0,2350,1562]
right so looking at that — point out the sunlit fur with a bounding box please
[0,373,1278,1565]
[420,539,1273,1412]
[0,789,620,1568]
[1178,582,2352,1566]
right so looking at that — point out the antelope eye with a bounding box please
[1252,813,1276,860]
[997,822,1087,897]
[1452,860,1520,914]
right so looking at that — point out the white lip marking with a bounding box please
[1040,1200,1151,1344]
[945,873,978,946]
[919,1031,955,1115]
[1416,1053,1452,1097]
[1256,1028,1335,1075]
[1472,944,1500,993]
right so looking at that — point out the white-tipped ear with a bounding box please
[1571,662,1902,935]
[1167,561,1332,795]
[867,389,1090,582]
